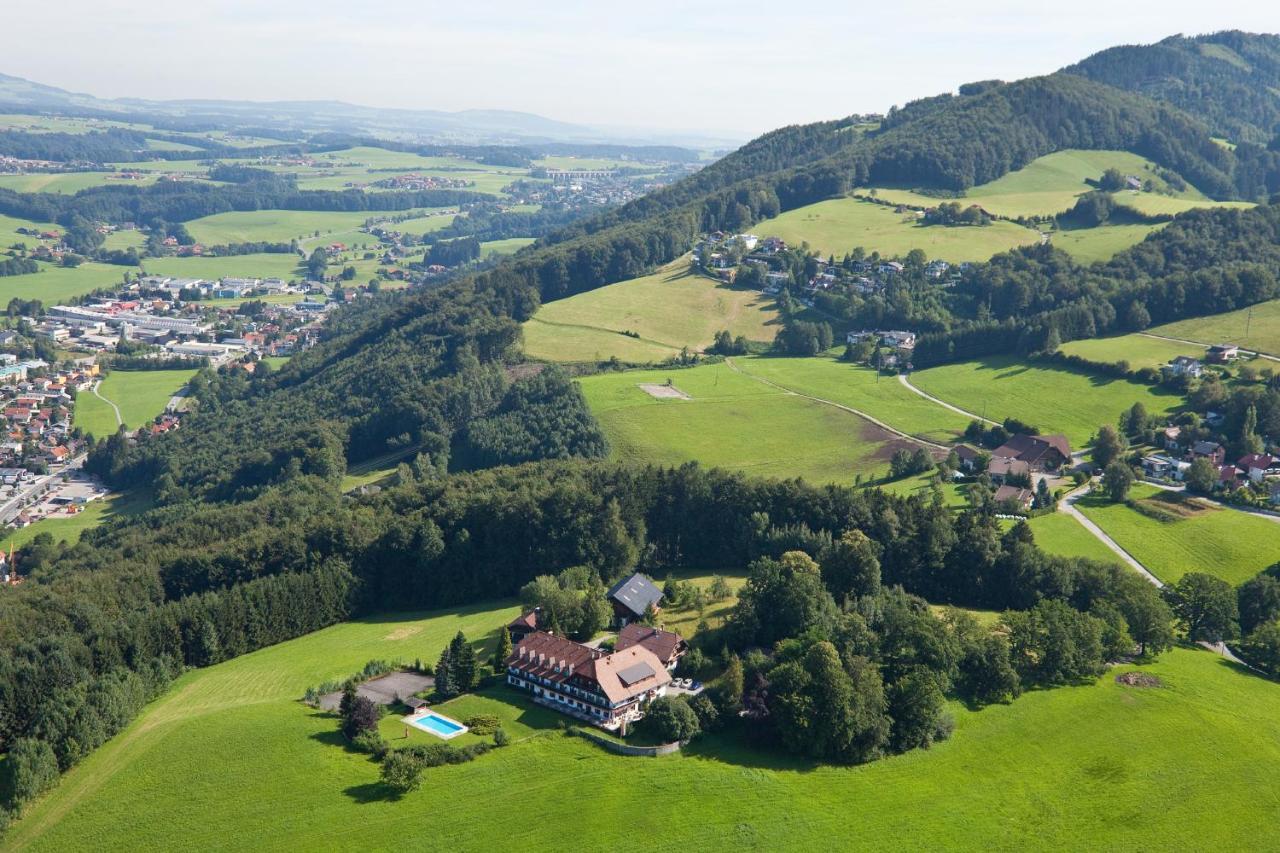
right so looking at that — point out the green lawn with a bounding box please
[1059,333,1204,370]
[1075,484,1280,586]
[909,355,1184,448]
[74,370,198,438]
[1109,192,1254,218]
[753,197,1039,261]
[1050,223,1166,264]
[578,361,921,483]
[869,149,1204,219]
[480,238,535,258]
[9,598,1280,851]
[524,258,785,363]
[141,253,305,281]
[1150,299,1280,357]
[185,211,376,245]
[731,355,971,443]
[5,490,154,549]
[0,261,126,305]
[1026,511,1123,565]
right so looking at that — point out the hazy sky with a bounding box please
[7,1,1279,139]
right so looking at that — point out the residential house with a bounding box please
[606,572,663,627]
[1206,344,1239,364]
[953,444,982,472]
[1165,356,1204,379]
[991,433,1072,472]
[1162,425,1182,451]
[506,608,542,645]
[988,457,1031,483]
[1187,441,1226,467]
[881,330,917,351]
[1237,454,1277,484]
[1141,454,1189,482]
[993,484,1033,512]
[504,631,673,730]
[614,624,688,672]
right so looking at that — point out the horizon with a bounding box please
[6,2,1279,141]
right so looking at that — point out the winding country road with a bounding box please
[725,359,950,450]
[1139,331,1280,364]
[896,373,998,425]
[91,380,123,429]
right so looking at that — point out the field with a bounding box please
[523,258,785,363]
[9,597,1280,850]
[0,212,58,236]
[908,355,1184,448]
[1149,299,1280,356]
[5,490,154,550]
[1109,192,1254,218]
[1050,222,1165,264]
[0,172,166,194]
[752,197,1039,261]
[1026,511,1123,565]
[184,211,377,245]
[730,355,971,443]
[1059,333,1204,370]
[480,237,536,258]
[869,149,1204,219]
[74,369,198,438]
[0,261,126,305]
[141,253,306,281]
[1075,484,1280,586]
[578,361,922,483]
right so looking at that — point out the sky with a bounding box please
[6,1,1279,140]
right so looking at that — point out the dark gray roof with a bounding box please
[616,661,656,686]
[606,572,662,618]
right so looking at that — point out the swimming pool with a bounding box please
[406,710,469,739]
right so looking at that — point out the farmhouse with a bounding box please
[1206,344,1239,363]
[1237,453,1278,484]
[993,484,1033,512]
[991,433,1071,472]
[505,630,673,729]
[1165,356,1204,379]
[953,444,982,472]
[606,572,663,627]
[987,457,1031,483]
[506,608,542,645]
[615,623,688,671]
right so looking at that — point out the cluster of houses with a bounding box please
[502,572,690,732]
[0,357,94,474]
[1142,431,1280,500]
[954,433,1073,511]
[1163,344,1240,380]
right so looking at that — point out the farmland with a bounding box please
[142,253,306,281]
[1050,222,1165,264]
[577,361,922,483]
[9,597,1280,851]
[1058,333,1204,370]
[1149,299,1280,356]
[869,149,1204,218]
[1075,484,1280,586]
[5,490,154,550]
[184,211,380,245]
[753,197,1039,261]
[1109,192,1254,218]
[1026,511,1124,565]
[73,369,198,438]
[480,237,536,258]
[0,261,126,305]
[908,355,1184,448]
[523,258,784,363]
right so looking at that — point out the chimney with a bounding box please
[566,663,573,676]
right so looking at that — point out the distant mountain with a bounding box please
[1063,31,1280,145]
[0,72,740,149]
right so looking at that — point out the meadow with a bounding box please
[73,369,198,438]
[142,253,306,281]
[0,172,164,194]
[1075,484,1280,586]
[1149,299,1280,356]
[1025,511,1123,565]
[523,258,785,362]
[0,212,58,236]
[8,597,1280,851]
[1058,333,1204,370]
[480,237,536,258]
[5,490,154,550]
[578,361,919,483]
[1109,192,1254,218]
[868,149,1203,218]
[184,211,378,245]
[908,355,1184,448]
[1050,222,1165,264]
[753,197,1039,261]
[0,261,126,305]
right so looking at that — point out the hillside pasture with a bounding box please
[1050,222,1166,264]
[523,258,784,362]
[578,362,923,483]
[8,597,1280,851]
[1075,484,1280,586]
[0,261,126,305]
[1149,299,1280,357]
[1109,192,1254,218]
[1058,334,1204,370]
[1026,511,1124,565]
[908,355,1184,448]
[142,253,305,281]
[185,211,376,245]
[480,237,535,258]
[753,197,1038,261]
[74,369,198,438]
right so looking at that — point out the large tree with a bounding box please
[820,529,882,603]
[1163,573,1240,642]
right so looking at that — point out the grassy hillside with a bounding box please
[1075,485,1280,586]
[0,261,125,305]
[141,253,305,281]
[908,355,1184,448]
[523,258,784,363]
[1026,511,1124,565]
[1150,299,1280,356]
[73,369,197,438]
[1050,222,1166,264]
[184,210,378,245]
[578,361,920,483]
[870,149,1201,218]
[9,600,1280,851]
[1109,192,1254,218]
[1059,333,1204,369]
[752,197,1039,262]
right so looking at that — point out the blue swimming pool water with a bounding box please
[413,712,465,737]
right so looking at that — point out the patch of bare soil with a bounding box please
[639,383,691,400]
[1115,671,1163,688]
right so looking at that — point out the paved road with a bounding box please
[726,359,949,450]
[1139,331,1280,365]
[0,453,87,526]
[896,373,999,426]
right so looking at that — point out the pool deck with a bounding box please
[404,709,470,740]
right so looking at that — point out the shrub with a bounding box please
[380,750,424,793]
[352,728,389,758]
[644,695,701,743]
[493,727,511,747]
[464,714,500,736]
[341,696,381,740]
[3,738,60,811]
[688,693,721,731]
